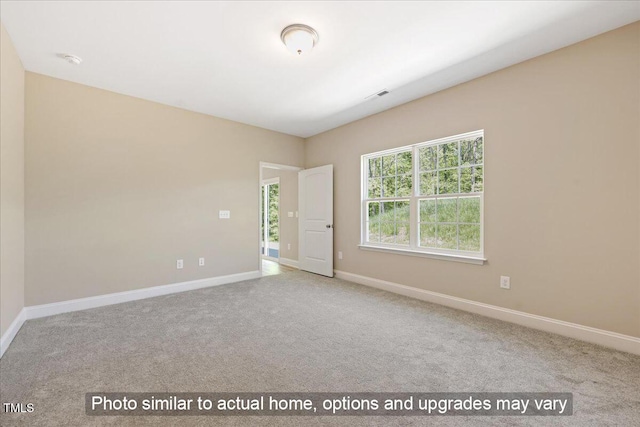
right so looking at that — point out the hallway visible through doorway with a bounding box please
[261,178,279,260]
[261,259,295,276]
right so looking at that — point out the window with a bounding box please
[361,130,484,262]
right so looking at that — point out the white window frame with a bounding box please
[359,130,486,265]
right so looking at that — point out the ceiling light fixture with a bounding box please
[280,24,318,56]
[61,54,82,65]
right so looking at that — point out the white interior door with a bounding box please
[298,165,333,277]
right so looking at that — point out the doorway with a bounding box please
[261,177,280,261]
[259,162,303,275]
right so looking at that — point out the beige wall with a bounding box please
[25,73,304,306]
[305,22,640,337]
[262,167,299,261]
[13,21,640,340]
[0,23,25,337]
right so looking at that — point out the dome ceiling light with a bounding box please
[61,54,82,65]
[280,24,319,56]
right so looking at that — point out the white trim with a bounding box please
[0,308,27,358]
[279,257,299,269]
[26,271,261,320]
[261,177,280,186]
[334,270,640,355]
[260,162,303,172]
[359,244,486,265]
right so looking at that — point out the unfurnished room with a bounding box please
[1,1,639,426]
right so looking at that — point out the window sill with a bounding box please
[358,244,486,265]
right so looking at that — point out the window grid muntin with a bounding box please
[362,130,483,257]
[365,199,410,246]
[417,137,483,197]
[418,194,481,251]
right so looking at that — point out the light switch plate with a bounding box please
[288,211,294,218]
[219,210,230,219]
[500,276,510,289]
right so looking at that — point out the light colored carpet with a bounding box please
[1,270,639,426]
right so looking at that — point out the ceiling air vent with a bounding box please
[365,89,390,100]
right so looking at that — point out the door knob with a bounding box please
[326,224,333,228]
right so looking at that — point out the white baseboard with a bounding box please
[0,307,26,358]
[26,270,261,320]
[1,271,261,357]
[334,270,640,356]
[279,258,299,269]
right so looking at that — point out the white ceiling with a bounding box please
[2,1,638,138]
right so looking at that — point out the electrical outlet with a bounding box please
[500,276,510,289]
[177,259,184,269]
[199,257,205,266]
[338,251,343,260]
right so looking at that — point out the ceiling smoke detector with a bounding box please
[61,54,82,65]
[280,24,319,56]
